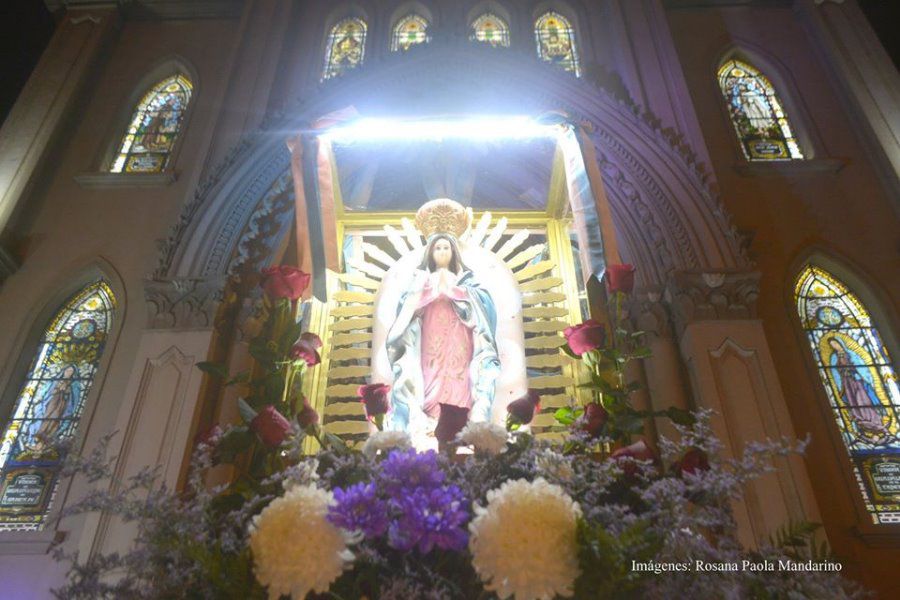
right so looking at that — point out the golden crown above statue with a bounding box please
[415,198,472,239]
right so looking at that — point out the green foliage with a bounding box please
[574,519,663,599]
[216,426,254,463]
[196,361,229,380]
[768,520,830,561]
[554,405,584,426]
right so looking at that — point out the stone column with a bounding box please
[80,277,223,560]
[666,271,821,548]
[631,289,692,443]
[0,5,120,283]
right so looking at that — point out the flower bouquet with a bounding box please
[52,265,863,600]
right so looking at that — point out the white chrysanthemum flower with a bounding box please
[249,485,354,600]
[456,421,509,455]
[469,478,582,600]
[361,430,412,458]
[534,448,574,483]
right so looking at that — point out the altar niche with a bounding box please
[305,206,588,449]
[293,117,612,450]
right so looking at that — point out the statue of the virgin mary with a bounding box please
[383,200,501,449]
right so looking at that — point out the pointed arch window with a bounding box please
[391,14,430,52]
[718,59,803,160]
[795,266,900,524]
[534,11,580,76]
[471,13,510,47]
[322,17,367,81]
[111,74,193,173]
[0,281,116,531]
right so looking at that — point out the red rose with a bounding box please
[290,332,323,366]
[677,447,710,476]
[250,405,292,448]
[507,390,541,425]
[296,398,319,430]
[580,402,608,438]
[260,266,311,301]
[563,320,606,355]
[611,439,657,477]
[358,383,391,419]
[604,264,636,294]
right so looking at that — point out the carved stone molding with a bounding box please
[665,270,761,336]
[144,276,225,330]
[156,44,748,286]
[630,288,675,340]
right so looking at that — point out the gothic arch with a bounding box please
[0,258,126,529]
[711,40,823,161]
[466,0,513,29]
[787,247,900,367]
[1,258,127,411]
[155,44,748,291]
[99,54,199,172]
[787,250,900,524]
[319,7,371,81]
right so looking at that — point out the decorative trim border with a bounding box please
[74,172,177,188]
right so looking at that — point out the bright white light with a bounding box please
[319,116,563,143]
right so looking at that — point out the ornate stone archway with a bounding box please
[132,43,819,548]
[153,43,748,292]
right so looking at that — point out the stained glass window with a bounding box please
[718,59,803,160]
[0,281,116,531]
[471,13,510,47]
[535,11,580,76]
[391,14,430,52]
[795,266,900,525]
[111,74,192,173]
[322,18,367,81]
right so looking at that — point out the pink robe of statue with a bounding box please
[417,272,474,419]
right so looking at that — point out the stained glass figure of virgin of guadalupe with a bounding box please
[384,200,501,450]
[0,281,115,530]
[796,265,900,522]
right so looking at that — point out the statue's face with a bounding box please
[432,238,453,269]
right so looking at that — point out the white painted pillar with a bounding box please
[667,271,822,547]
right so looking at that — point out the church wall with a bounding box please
[0,14,241,598]
[0,1,898,597]
[666,3,900,596]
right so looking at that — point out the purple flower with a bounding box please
[387,484,469,554]
[379,449,445,494]
[328,482,389,538]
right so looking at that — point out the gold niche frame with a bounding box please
[290,118,618,451]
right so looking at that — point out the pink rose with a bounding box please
[677,447,710,476]
[250,405,292,448]
[506,390,541,426]
[580,403,608,438]
[260,266,311,301]
[563,320,606,355]
[358,383,391,420]
[611,439,657,477]
[290,332,322,366]
[604,264,636,294]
